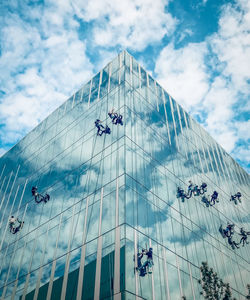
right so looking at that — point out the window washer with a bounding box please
[9,216,16,233]
[210,191,219,205]
[187,180,193,198]
[32,187,50,203]
[199,182,207,194]
[230,192,242,204]
[108,109,118,123]
[238,228,250,247]
[201,196,210,207]
[227,235,240,250]
[140,247,153,275]
[193,184,200,196]
[114,114,123,125]
[12,219,24,234]
[95,119,105,136]
[177,187,186,202]
[136,249,147,277]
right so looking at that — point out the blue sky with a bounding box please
[0,0,249,172]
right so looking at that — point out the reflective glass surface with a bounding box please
[0,51,249,300]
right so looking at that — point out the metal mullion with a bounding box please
[149,239,155,300]
[20,204,36,300]
[210,140,222,182]
[4,202,27,298]
[176,255,183,299]
[0,177,6,199]
[0,185,20,252]
[97,70,103,102]
[1,203,28,299]
[76,197,89,300]
[161,89,171,145]
[0,180,27,278]
[114,178,120,299]
[87,79,92,108]
[46,213,64,300]
[214,141,227,183]
[162,247,170,300]
[134,229,139,300]
[108,62,112,94]
[169,95,179,151]
[71,92,76,108]
[188,262,196,300]
[33,221,51,300]
[0,166,20,231]
[193,131,204,173]
[0,171,13,212]
[80,86,84,102]
[0,165,5,183]
[60,205,76,300]
[94,187,104,300]
[154,80,159,112]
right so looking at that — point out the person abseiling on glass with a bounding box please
[108,108,118,123]
[32,186,50,203]
[227,235,240,250]
[199,182,207,194]
[219,223,235,238]
[201,195,210,207]
[95,119,111,136]
[140,247,154,274]
[9,217,24,234]
[95,119,105,136]
[9,216,16,233]
[230,192,242,205]
[177,187,186,202]
[224,223,235,237]
[187,180,193,198]
[238,227,250,247]
[12,219,24,234]
[108,108,123,126]
[210,191,219,205]
[136,249,146,277]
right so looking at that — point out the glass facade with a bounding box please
[0,51,249,300]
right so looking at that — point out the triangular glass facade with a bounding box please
[0,51,249,300]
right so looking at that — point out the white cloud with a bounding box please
[0,6,93,147]
[72,0,177,51]
[155,42,209,109]
[155,0,250,168]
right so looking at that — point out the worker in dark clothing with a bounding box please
[108,109,118,123]
[230,192,242,204]
[219,224,235,238]
[201,196,210,207]
[9,216,16,233]
[187,181,193,198]
[227,235,239,249]
[199,182,207,194]
[114,114,123,125]
[141,247,154,274]
[12,219,24,234]
[238,228,250,247]
[177,187,186,202]
[136,250,147,276]
[32,187,50,203]
[32,186,38,197]
[224,223,235,237]
[95,119,105,136]
[210,191,219,205]
[193,185,200,196]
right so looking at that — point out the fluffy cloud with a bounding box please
[0,4,93,148]
[155,0,250,170]
[72,0,177,51]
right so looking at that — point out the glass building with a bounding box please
[0,51,249,300]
